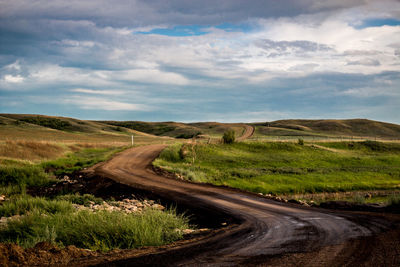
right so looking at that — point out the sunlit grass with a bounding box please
[154,141,400,195]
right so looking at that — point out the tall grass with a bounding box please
[0,163,52,187]
[0,208,189,251]
[41,147,125,175]
[0,195,74,217]
[0,140,65,161]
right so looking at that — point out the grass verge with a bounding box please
[153,141,400,195]
[0,207,189,250]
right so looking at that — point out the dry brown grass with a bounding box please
[0,140,66,161]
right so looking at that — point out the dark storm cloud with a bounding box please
[255,39,334,57]
[346,59,381,66]
[1,0,399,124]
[0,0,367,28]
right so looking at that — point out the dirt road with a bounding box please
[92,145,399,266]
[236,124,254,141]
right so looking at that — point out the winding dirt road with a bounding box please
[91,144,399,266]
[236,124,254,141]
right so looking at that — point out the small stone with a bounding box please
[183,229,195,234]
[151,204,165,210]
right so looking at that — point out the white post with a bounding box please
[131,135,134,146]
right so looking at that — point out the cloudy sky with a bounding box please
[1,0,400,123]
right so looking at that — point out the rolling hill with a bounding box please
[253,119,400,139]
[1,114,399,142]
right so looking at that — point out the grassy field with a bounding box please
[0,127,190,251]
[154,141,400,196]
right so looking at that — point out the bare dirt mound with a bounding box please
[0,242,96,267]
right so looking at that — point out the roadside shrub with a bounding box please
[158,144,182,162]
[222,130,235,144]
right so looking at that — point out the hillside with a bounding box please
[253,119,400,139]
[99,121,247,139]
[0,114,163,144]
[1,114,399,142]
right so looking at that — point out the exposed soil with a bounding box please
[236,124,255,141]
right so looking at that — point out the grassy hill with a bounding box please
[1,114,399,143]
[253,119,400,140]
[0,114,165,145]
[99,121,247,139]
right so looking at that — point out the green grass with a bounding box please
[0,141,191,251]
[0,160,53,188]
[0,194,190,251]
[318,141,400,152]
[154,141,400,195]
[0,195,74,217]
[55,193,104,207]
[0,147,125,196]
[0,207,189,250]
[41,146,126,175]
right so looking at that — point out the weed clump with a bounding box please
[222,130,235,144]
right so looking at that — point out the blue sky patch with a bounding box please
[355,18,400,29]
[136,25,210,36]
[136,23,254,36]
[215,23,254,32]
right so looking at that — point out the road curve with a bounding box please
[93,145,395,266]
[236,124,254,141]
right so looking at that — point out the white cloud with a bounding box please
[3,74,24,83]
[70,88,126,95]
[339,86,400,98]
[112,69,189,85]
[64,96,151,111]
